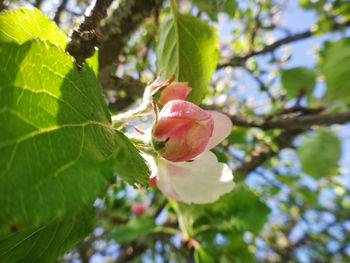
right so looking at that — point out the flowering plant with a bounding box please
[113,77,234,204]
[148,80,234,204]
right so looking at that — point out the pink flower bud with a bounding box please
[152,100,214,162]
[131,202,147,215]
[158,82,192,105]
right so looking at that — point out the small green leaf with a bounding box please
[110,218,156,244]
[0,8,67,49]
[0,207,95,263]
[191,0,237,21]
[297,129,341,179]
[194,247,216,263]
[319,38,350,102]
[182,185,269,235]
[156,13,219,105]
[281,67,316,100]
[194,233,257,263]
[113,131,150,186]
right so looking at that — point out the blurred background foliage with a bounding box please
[1,0,350,262]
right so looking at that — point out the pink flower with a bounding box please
[152,100,214,162]
[148,100,234,204]
[131,202,147,215]
[158,82,192,105]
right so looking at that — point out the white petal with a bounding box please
[206,111,232,149]
[156,151,234,204]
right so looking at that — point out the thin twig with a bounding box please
[217,19,350,69]
[230,111,350,130]
[53,0,68,25]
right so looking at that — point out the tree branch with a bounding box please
[0,0,7,11]
[218,19,350,69]
[234,129,304,176]
[66,0,113,65]
[34,0,44,9]
[98,0,164,70]
[230,111,350,130]
[97,0,163,107]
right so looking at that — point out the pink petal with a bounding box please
[159,100,211,121]
[159,82,192,105]
[156,151,234,204]
[206,111,232,149]
[153,100,214,162]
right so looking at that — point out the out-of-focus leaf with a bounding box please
[157,13,218,105]
[297,129,340,179]
[227,127,250,145]
[324,102,350,114]
[319,38,350,102]
[276,174,300,185]
[195,233,257,263]
[185,185,270,235]
[0,8,67,49]
[297,186,318,205]
[110,218,156,244]
[191,0,237,20]
[211,149,229,163]
[281,67,316,100]
[194,247,216,263]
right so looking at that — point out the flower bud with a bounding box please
[152,100,214,162]
[131,202,147,215]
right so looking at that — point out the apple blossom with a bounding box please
[152,100,214,162]
[148,99,234,204]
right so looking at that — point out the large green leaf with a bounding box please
[0,8,67,49]
[192,0,237,21]
[319,38,350,102]
[0,207,95,263]
[156,13,219,105]
[281,67,316,100]
[110,218,156,244]
[297,129,341,179]
[0,39,148,237]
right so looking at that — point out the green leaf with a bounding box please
[194,247,216,263]
[0,207,95,263]
[281,67,316,100]
[110,218,156,244]
[0,39,148,237]
[0,8,67,49]
[191,0,237,21]
[113,131,150,186]
[156,13,219,105]
[194,233,257,263]
[320,38,350,102]
[183,185,269,235]
[86,50,99,76]
[227,127,250,145]
[297,129,341,179]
